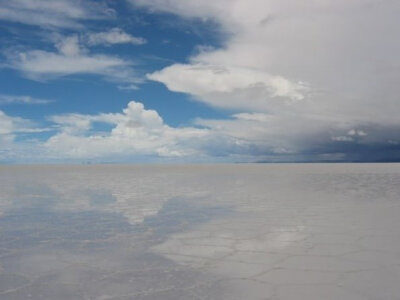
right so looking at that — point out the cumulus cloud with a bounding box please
[0,0,114,29]
[45,101,209,159]
[87,28,146,46]
[5,35,141,85]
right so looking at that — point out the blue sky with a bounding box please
[1,0,400,163]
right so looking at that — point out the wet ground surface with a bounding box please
[0,164,399,299]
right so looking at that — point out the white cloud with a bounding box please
[117,84,140,90]
[8,49,127,79]
[331,136,353,142]
[0,111,52,162]
[0,110,49,159]
[148,64,307,110]
[1,3,145,89]
[347,129,367,137]
[0,0,113,29]
[46,101,209,159]
[5,35,141,85]
[55,35,83,57]
[87,28,146,46]
[0,111,17,137]
[0,94,53,105]
[0,110,42,135]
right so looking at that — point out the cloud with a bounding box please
[331,128,367,143]
[45,101,209,159]
[148,64,308,110]
[1,1,400,162]
[5,35,141,85]
[55,35,83,56]
[0,94,53,105]
[331,136,353,142]
[0,110,43,135]
[196,113,400,161]
[0,111,18,137]
[1,99,399,162]
[0,110,49,162]
[347,129,367,137]
[130,0,400,160]
[0,0,114,29]
[0,111,51,162]
[87,28,146,46]
[195,113,327,156]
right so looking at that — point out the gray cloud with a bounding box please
[130,0,400,161]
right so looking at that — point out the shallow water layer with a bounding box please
[0,164,399,299]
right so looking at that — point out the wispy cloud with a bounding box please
[0,110,48,137]
[5,35,142,86]
[86,28,146,46]
[0,0,114,29]
[0,94,53,105]
[0,110,52,162]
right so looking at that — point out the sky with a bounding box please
[0,0,399,163]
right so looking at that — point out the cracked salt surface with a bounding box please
[0,164,400,299]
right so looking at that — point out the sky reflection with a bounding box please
[0,164,400,299]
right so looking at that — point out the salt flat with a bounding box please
[0,164,399,299]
